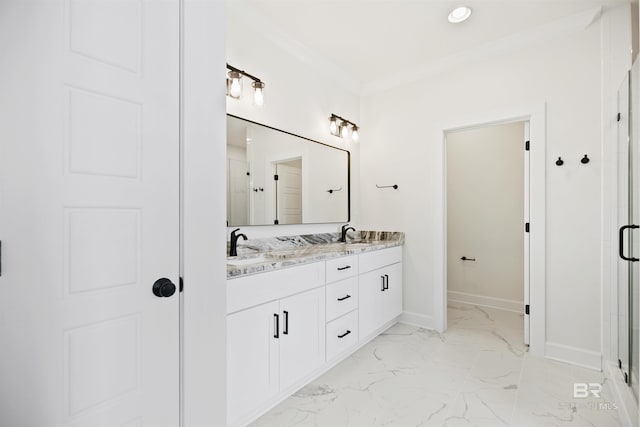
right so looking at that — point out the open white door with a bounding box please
[0,1,180,426]
[524,122,531,345]
[276,161,303,225]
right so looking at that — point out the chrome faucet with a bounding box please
[229,228,247,257]
[340,224,355,243]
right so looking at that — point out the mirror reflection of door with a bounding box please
[275,159,302,224]
[228,158,250,226]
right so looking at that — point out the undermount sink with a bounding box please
[227,256,269,267]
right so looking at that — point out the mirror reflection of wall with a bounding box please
[226,115,350,226]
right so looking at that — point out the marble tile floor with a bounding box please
[251,302,624,427]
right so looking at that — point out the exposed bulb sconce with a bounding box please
[226,63,265,107]
[227,71,242,99]
[329,113,360,142]
[252,81,265,107]
[351,125,359,142]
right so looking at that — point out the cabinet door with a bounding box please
[383,263,403,323]
[359,269,387,339]
[279,287,326,391]
[227,301,280,426]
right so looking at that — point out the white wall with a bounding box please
[360,9,629,362]
[447,122,524,307]
[226,2,361,239]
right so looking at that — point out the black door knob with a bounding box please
[153,278,176,297]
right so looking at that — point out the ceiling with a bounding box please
[233,0,632,86]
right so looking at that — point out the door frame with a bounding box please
[438,103,546,357]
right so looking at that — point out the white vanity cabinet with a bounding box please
[358,246,403,340]
[227,263,325,427]
[227,244,403,427]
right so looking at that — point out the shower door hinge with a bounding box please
[525,304,530,315]
[625,372,629,384]
[525,222,530,233]
[525,140,530,151]
[617,112,621,122]
[619,359,622,369]
[274,174,279,181]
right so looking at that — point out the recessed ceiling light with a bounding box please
[448,6,472,24]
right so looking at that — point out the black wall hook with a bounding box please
[581,154,590,164]
[555,157,564,166]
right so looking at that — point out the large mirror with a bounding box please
[227,115,350,226]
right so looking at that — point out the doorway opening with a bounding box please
[445,120,530,346]
[273,158,303,225]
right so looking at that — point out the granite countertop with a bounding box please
[227,231,404,279]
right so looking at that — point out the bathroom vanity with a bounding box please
[226,232,404,427]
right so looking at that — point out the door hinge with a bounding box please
[179,276,184,293]
[274,174,279,181]
[625,372,629,384]
[619,359,623,369]
[274,219,279,225]
[525,304,530,315]
[617,112,621,122]
[525,140,530,151]
[525,222,530,233]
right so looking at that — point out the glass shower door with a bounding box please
[617,69,631,387]
[630,59,639,400]
[618,59,640,401]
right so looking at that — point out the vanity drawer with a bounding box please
[359,246,402,274]
[326,277,358,322]
[325,255,358,283]
[326,310,358,361]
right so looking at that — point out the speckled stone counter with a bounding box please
[227,231,404,279]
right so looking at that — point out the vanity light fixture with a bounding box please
[448,6,472,23]
[226,63,266,106]
[328,113,360,142]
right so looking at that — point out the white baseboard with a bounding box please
[399,311,434,330]
[448,290,523,313]
[604,360,638,427]
[545,341,602,371]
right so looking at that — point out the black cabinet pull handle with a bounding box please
[274,313,279,338]
[384,274,389,290]
[461,256,476,261]
[619,225,639,262]
[337,294,352,301]
[283,310,289,335]
[380,276,385,291]
[337,265,352,271]
[337,330,351,339]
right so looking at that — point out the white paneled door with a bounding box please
[0,1,180,426]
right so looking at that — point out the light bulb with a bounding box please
[228,71,242,98]
[351,126,359,142]
[340,122,349,138]
[252,81,265,107]
[329,117,338,135]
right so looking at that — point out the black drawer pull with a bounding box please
[283,310,289,335]
[337,265,352,271]
[337,294,351,301]
[274,313,279,339]
[337,330,351,339]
